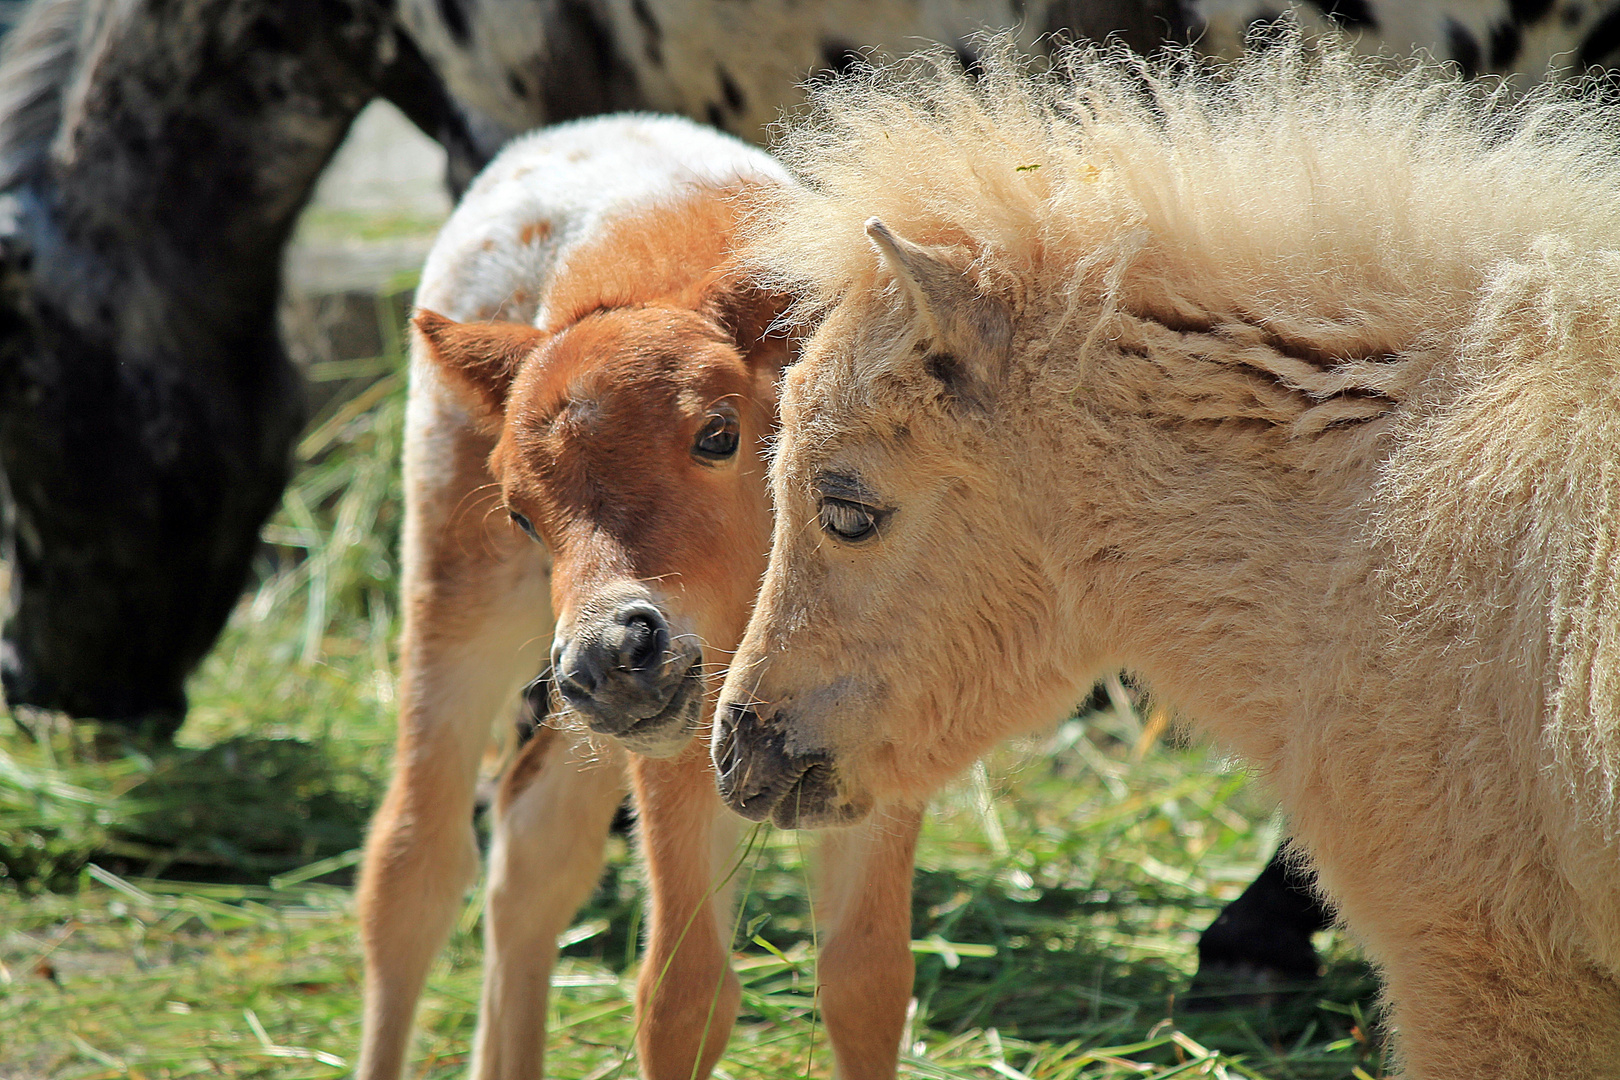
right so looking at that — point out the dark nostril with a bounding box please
[523,667,554,712]
[720,703,748,737]
[608,602,668,673]
[619,614,662,670]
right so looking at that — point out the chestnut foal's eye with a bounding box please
[818,498,879,542]
[693,408,740,462]
[509,509,540,542]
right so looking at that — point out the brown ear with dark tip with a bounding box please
[413,309,549,422]
[702,274,798,375]
[864,218,1011,359]
[863,218,1012,409]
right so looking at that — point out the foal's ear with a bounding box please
[865,218,1012,406]
[413,310,548,422]
[702,275,797,376]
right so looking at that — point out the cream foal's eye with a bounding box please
[818,497,879,542]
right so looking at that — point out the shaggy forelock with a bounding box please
[745,26,1620,354]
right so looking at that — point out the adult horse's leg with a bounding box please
[471,724,628,1078]
[0,0,486,735]
[1190,842,1333,1003]
[632,743,745,1080]
[368,16,498,197]
[814,804,923,1080]
[355,377,551,1080]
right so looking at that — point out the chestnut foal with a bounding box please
[355,115,921,1080]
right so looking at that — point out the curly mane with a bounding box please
[747,28,1620,432]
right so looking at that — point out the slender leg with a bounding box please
[470,726,629,1078]
[632,742,745,1080]
[814,804,923,1080]
[355,385,551,1080]
[1373,915,1620,1079]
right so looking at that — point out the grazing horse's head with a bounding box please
[416,188,791,757]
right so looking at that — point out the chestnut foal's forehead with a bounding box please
[520,308,749,428]
[497,308,759,547]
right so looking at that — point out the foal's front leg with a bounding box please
[355,389,551,1080]
[632,743,745,1080]
[815,804,924,1080]
[471,726,629,1079]
[1350,902,1620,1078]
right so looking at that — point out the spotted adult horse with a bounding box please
[1191,0,1620,79]
[0,0,1180,729]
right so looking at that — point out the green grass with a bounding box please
[0,291,1384,1079]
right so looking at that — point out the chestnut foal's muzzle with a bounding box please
[551,598,703,755]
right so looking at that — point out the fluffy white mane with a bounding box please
[748,28,1620,389]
